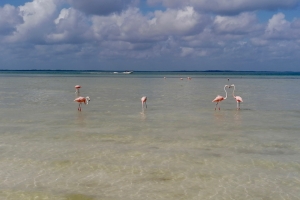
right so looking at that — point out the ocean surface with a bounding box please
[0,71,300,200]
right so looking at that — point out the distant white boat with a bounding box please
[123,71,133,74]
[113,72,119,74]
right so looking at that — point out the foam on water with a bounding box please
[0,73,300,199]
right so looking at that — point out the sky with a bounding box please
[0,0,300,71]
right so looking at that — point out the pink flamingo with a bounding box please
[212,85,229,110]
[141,96,147,109]
[75,85,81,97]
[74,96,90,111]
[230,84,243,110]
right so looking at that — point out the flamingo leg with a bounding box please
[236,102,240,110]
[215,102,218,110]
[145,102,147,108]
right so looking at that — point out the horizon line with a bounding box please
[0,69,300,73]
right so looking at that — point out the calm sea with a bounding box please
[0,71,300,200]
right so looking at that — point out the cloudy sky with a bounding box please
[0,0,300,71]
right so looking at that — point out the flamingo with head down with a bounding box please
[141,96,147,110]
[212,85,229,110]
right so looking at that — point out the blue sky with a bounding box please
[0,0,300,71]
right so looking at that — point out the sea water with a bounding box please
[0,71,300,200]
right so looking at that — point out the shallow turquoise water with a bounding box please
[0,72,299,199]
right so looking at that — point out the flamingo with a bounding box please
[212,85,229,110]
[230,84,243,110]
[74,96,90,111]
[75,85,81,97]
[141,96,147,109]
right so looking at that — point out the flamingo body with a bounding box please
[75,85,81,97]
[235,96,243,103]
[212,95,225,103]
[74,96,89,104]
[74,96,90,111]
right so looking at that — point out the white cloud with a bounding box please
[92,7,208,43]
[47,8,92,43]
[7,0,59,43]
[67,0,135,16]
[291,18,300,29]
[180,47,194,56]
[1,0,300,70]
[150,7,209,36]
[90,6,211,58]
[0,5,23,36]
[147,0,299,15]
[251,38,268,46]
[266,13,290,33]
[265,13,300,40]
[213,12,262,35]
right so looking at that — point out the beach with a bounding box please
[0,71,300,199]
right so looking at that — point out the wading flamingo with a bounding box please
[75,85,81,97]
[230,84,243,110]
[74,96,90,111]
[141,96,147,109]
[212,85,229,110]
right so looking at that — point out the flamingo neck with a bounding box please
[232,85,236,98]
[224,86,228,99]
